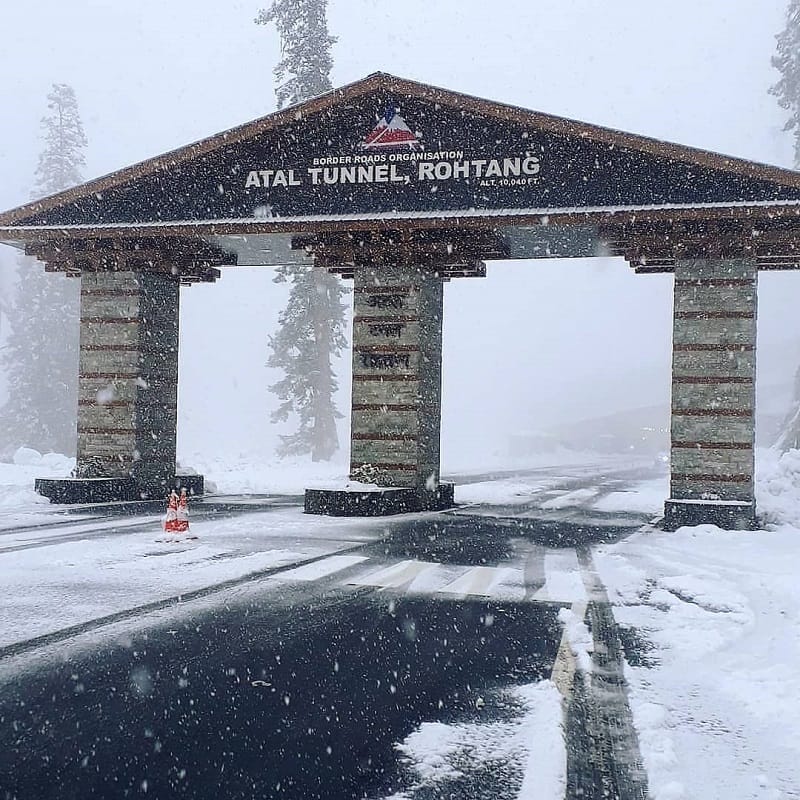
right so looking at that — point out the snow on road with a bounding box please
[454,478,559,506]
[0,450,636,651]
[384,680,565,800]
[452,454,657,508]
[591,477,668,514]
[0,508,381,649]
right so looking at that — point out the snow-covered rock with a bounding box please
[756,447,800,527]
[41,452,74,472]
[12,447,43,466]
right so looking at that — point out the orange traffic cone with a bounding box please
[163,490,180,533]
[176,488,190,533]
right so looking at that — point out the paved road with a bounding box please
[0,590,563,798]
[0,462,658,799]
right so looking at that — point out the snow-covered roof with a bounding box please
[1,73,800,237]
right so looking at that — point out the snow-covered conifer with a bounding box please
[772,0,800,166]
[268,264,347,460]
[0,84,87,456]
[771,3,800,450]
[256,0,349,461]
[256,0,336,108]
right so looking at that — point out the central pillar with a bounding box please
[302,230,494,516]
[350,262,443,490]
[305,260,454,516]
[664,258,758,530]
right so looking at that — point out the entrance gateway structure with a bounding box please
[2,73,800,529]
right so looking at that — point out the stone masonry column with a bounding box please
[76,269,180,497]
[664,258,758,530]
[349,262,445,502]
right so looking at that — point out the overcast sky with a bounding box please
[1,0,799,463]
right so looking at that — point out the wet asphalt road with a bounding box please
[0,574,562,799]
[0,463,657,799]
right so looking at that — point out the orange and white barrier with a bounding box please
[176,488,190,533]
[163,490,180,533]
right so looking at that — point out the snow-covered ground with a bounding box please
[386,681,565,800]
[596,524,800,800]
[3,446,800,798]
[0,506,384,649]
[591,449,800,800]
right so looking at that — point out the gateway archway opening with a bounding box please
[440,257,672,472]
[175,265,354,490]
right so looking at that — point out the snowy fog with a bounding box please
[1,0,800,468]
[5,5,800,796]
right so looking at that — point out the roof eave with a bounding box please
[3,200,800,244]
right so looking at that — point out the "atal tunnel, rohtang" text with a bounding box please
[243,154,542,189]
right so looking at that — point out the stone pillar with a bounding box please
[349,262,446,501]
[664,258,758,530]
[75,270,180,496]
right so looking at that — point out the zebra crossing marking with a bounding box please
[437,565,517,597]
[534,550,587,603]
[272,550,590,604]
[348,559,439,589]
[273,554,369,582]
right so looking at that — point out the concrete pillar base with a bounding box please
[34,474,204,504]
[304,483,455,517]
[663,499,757,531]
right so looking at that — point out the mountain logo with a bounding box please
[361,108,421,150]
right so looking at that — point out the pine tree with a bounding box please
[771,3,800,451]
[256,0,336,108]
[0,84,87,456]
[257,0,349,461]
[268,264,348,459]
[771,0,800,166]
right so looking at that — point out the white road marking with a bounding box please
[438,565,516,597]
[539,488,598,510]
[333,549,589,602]
[533,550,588,603]
[486,567,526,601]
[274,555,368,582]
[348,559,439,589]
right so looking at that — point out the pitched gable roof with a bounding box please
[2,72,800,236]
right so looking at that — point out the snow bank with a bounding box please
[595,525,800,799]
[10,447,73,472]
[755,447,800,527]
[0,452,75,511]
[12,447,44,466]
